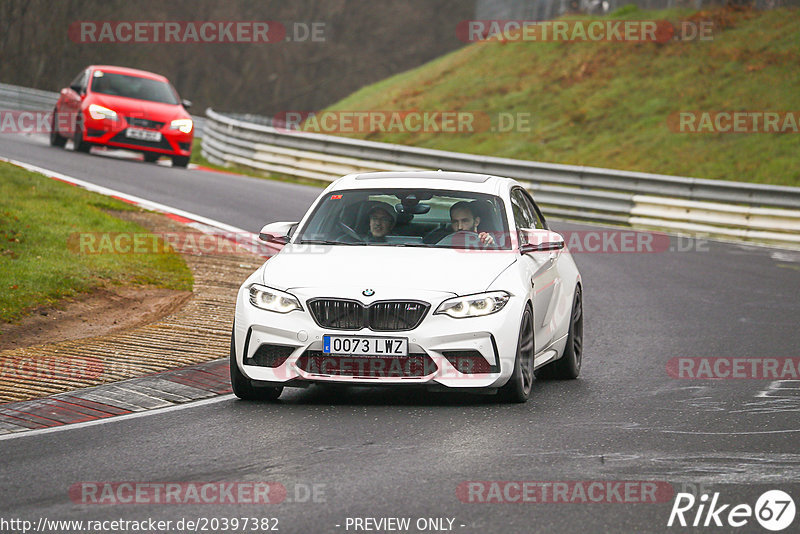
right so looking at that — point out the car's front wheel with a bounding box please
[72,117,91,153]
[230,328,283,401]
[535,286,583,380]
[172,155,190,168]
[143,152,160,163]
[498,306,534,403]
[49,109,67,147]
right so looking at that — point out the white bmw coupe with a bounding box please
[231,171,583,402]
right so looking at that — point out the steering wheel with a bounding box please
[338,221,363,241]
[436,230,475,246]
[436,230,496,248]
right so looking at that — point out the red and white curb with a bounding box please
[0,360,233,438]
[0,158,283,436]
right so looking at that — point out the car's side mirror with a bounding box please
[519,229,565,254]
[181,99,192,109]
[258,221,298,245]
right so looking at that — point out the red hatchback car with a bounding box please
[50,65,193,167]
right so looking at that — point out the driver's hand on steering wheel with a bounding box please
[478,232,495,246]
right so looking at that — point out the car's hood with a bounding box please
[89,94,189,122]
[262,244,517,296]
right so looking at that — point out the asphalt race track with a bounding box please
[2,132,800,533]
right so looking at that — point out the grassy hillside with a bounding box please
[319,6,799,186]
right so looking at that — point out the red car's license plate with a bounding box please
[126,128,161,142]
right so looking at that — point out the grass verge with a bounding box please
[315,6,799,187]
[0,162,193,324]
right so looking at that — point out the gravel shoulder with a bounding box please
[0,210,260,403]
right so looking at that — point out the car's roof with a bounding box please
[88,65,168,82]
[331,171,517,194]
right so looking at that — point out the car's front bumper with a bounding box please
[233,283,525,390]
[82,114,192,156]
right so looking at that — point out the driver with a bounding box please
[449,201,494,246]
[365,204,396,242]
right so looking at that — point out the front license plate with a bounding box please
[126,128,161,142]
[323,335,408,356]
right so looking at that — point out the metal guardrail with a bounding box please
[0,83,59,111]
[202,108,800,247]
[0,82,205,138]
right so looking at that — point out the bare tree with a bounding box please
[0,0,472,115]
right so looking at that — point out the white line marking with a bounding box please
[0,158,259,439]
[0,394,235,442]
[660,428,800,435]
[1,158,275,257]
[0,156,252,235]
[756,380,800,398]
[0,157,271,256]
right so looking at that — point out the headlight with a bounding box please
[88,104,117,120]
[170,118,193,133]
[434,291,510,318]
[248,284,302,313]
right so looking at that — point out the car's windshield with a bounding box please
[90,71,179,105]
[296,188,510,250]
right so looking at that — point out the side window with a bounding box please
[70,70,88,93]
[531,202,547,230]
[510,189,534,229]
[520,190,546,230]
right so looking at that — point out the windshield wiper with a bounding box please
[372,243,437,247]
[298,239,366,246]
[299,240,436,247]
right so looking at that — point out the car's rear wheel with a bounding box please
[498,306,534,403]
[49,109,67,147]
[535,286,583,380]
[143,152,160,163]
[172,155,190,168]
[230,328,283,401]
[72,117,91,153]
